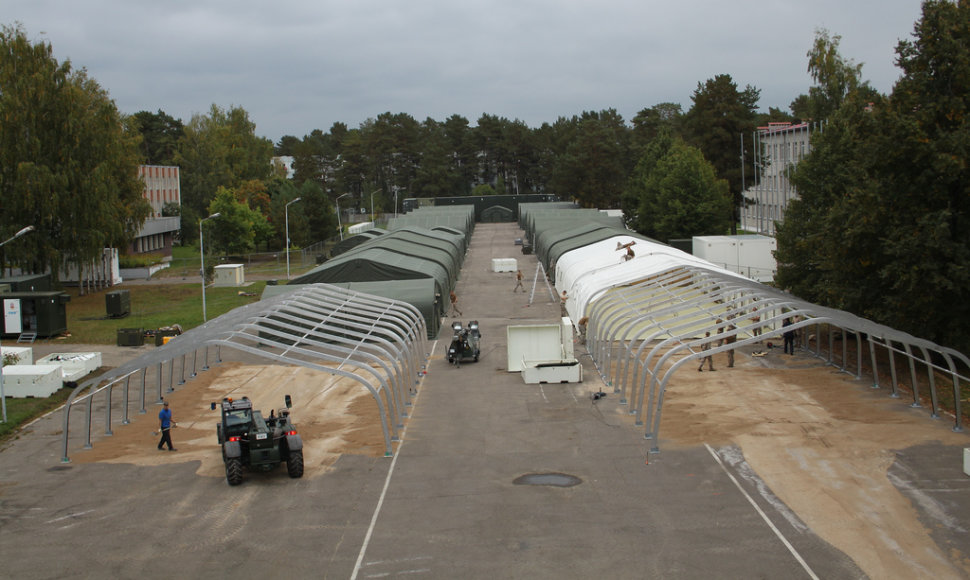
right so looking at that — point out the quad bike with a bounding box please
[447,320,481,367]
[211,395,303,486]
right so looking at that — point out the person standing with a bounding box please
[750,307,762,339]
[513,269,524,293]
[157,400,176,451]
[783,318,795,355]
[698,331,715,371]
[450,290,463,317]
[560,290,568,317]
[725,323,737,367]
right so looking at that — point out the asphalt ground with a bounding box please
[1,222,968,579]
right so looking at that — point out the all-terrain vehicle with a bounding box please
[447,320,481,367]
[211,395,304,486]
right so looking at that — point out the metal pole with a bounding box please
[336,193,350,241]
[199,213,221,322]
[285,197,302,280]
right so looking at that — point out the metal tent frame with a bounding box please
[584,265,969,453]
[61,284,429,462]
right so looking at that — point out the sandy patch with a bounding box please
[659,352,970,578]
[72,362,389,479]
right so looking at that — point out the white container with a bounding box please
[507,324,564,372]
[37,352,102,382]
[692,235,777,283]
[213,264,245,287]
[964,448,970,477]
[491,258,517,273]
[0,346,33,365]
[2,365,63,397]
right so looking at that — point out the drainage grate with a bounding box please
[513,472,582,487]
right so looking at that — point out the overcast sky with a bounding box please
[7,1,925,144]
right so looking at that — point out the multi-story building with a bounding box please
[132,165,181,257]
[740,122,819,236]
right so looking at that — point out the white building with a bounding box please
[740,122,819,236]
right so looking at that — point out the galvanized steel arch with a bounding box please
[580,265,970,453]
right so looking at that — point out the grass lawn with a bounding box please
[58,282,268,344]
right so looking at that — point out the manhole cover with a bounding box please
[513,472,582,487]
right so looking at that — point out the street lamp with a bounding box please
[285,197,302,280]
[199,213,221,322]
[336,193,350,240]
[369,189,380,221]
[0,225,35,423]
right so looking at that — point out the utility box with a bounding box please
[213,264,245,287]
[1,291,70,338]
[105,289,130,318]
[117,328,144,347]
[2,365,63,398]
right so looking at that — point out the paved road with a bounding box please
[0,223,967,579]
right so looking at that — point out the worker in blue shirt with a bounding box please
[157,400,177,451]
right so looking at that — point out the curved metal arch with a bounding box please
[270,297,413,411]
[238,312,405,427]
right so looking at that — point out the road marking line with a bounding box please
[351,340,436,580]
[704,443,820,580]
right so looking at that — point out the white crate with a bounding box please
[2,365,63,398]
[491,258,517,273]
[37,352,102,382]
[0,346,33,365]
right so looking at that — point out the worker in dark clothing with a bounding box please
[783,318,795,355]
[157,400,177,451]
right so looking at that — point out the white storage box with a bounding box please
[37,352,102,382]
[1,346,33,365]
[491,258,517,273]
[213,264,245,287]
[2,365,63,397]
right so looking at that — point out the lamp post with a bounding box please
[285,197,302,280]
[369,189,380,221]
[0,225,35,423]
[199,213,221,322]
[336,193,350,240]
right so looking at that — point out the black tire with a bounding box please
[287,450,304,478]
[226,458,243,486]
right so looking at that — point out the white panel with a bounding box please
[506,324,562,372]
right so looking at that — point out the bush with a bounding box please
[119,253,164,268]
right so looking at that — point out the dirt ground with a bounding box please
[74,348,970,579]
[658,351,970,579]
[73,361,389,478]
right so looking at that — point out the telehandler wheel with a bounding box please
[226,458,244,486]
[287,450,304,478]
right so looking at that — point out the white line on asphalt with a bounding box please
[704,443,820,580]
[350,340,437,580]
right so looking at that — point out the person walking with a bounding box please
[698,331,715,371]
[450,290,463,317]
[157,400,177,451]
[513,269,524,293]
[783,317,795,355]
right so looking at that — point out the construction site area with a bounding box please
[1,220,969,579]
